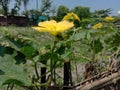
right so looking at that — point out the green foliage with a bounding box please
[80,18,94,28]
[0,0,10,15]
[0,54,31,87]
[0,8,4,14]
[92,8,112,18]
[105,33,120,51]
[71,6,91,20]
[22,0,29,12]
[92,39,103,54]
[56,5,69,21]
[0,26,55,89]
[0,0,22,15]
[41,0,52,14]
[0,14,120,89]
[20,46,38,59]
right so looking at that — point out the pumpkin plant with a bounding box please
[0,13,120,90]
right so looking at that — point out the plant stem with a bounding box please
[10,84,14,90]
[50,41,57,85]
[7,84,10,90]
[7,83,14,90]
[34,62,39,80]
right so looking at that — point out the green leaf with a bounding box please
[39,52,50,64]
[3,36,21,51]
[55,42,66,55]
[104,32,120,51]
[60,47,72,60]
[0,54,31,87]
[20,46,37,58]
[14,51,26,64]
[86,29,101,40]
[0,45,15,56]
[69,32,86,41]
[0,45,6,56]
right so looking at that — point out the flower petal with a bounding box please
[33,20,74,36]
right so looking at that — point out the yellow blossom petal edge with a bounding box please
[62,12,80,21]
[32,20,74,36]
[92,22,103,30]
[104,16,114,22]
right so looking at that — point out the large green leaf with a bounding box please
[0,54,31,87]
[3,36,21,51]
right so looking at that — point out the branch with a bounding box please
[76,71,120,90]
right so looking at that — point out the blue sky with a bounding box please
[10,0,120,16]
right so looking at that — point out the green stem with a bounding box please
[10,84,14,90]
[7,83,14,90]
[7,84,10,90]
[91,34,95,62]
[50,41,57,84]
[34,62,39,80]
[39,70,50,78]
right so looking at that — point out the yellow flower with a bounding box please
[32,20,74,36]
[92,22,103,30]
[104,16,114,22]
[62,12,80,21]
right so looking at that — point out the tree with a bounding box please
[0,0,22,16]
[56,5,69,21]
[49,5,56,16]
[40,0,52,15]
[0,0,10,16]
[71,6,91,20]
[92,8,112,18]
[20,0,29,16]
[22,0,29,12]
[22,9,42,16]
[0,6,4,14]
[11,0,21,16]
